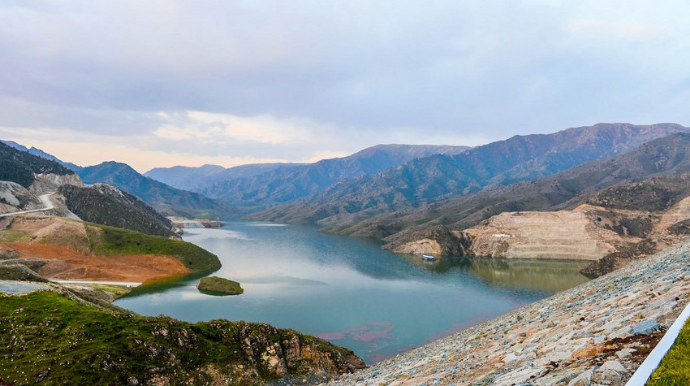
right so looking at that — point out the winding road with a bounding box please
[0,193,55,218]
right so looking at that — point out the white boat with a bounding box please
[422,254,436,261]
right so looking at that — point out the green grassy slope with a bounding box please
[0,291,364,386]
[86,224,221,272]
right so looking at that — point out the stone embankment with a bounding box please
[325,240,690,386]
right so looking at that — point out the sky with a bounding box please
[1,1,689,172]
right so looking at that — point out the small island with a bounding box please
[197,276,244,296]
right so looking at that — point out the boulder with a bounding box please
[632,319,662,335]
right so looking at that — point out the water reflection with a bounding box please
[404,255,591,293]
[116,223,590,363]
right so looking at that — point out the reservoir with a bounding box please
[115,222,590,363]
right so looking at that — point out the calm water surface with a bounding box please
[115,222,590,363]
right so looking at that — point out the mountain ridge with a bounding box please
[251,123,690,226]
[78,161,236,219]
[343,132,690,255]
[197,144,470,213]
[58,184,178,238]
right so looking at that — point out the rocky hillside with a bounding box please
[0,181,43,213]
[0,286,365,386]
[197,144,469,212]
[58,184,177,238]
[78,161,236,219]
[327,239,690,386]
[0,141,76,189]
[0,141,84,216]
[313,133,690,257]
[253,123,689,224]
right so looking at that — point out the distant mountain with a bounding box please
[0,141,75,188]
[252,123,690,225]
[1,140,82,172]
[58,184,177,238]
[198,144,469,212]
[323,132,690,249]
[144,164,225,190]
[144,163,304,191]
[77,162,236,219]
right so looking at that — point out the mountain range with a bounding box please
[2,140,235,220]
[145,163,302,191]
[147,144,469,213]
[0,143,177,238]
[353,132,690,251]
[250,123,690,225]
[6,122,690,253]
[77,162,236,219]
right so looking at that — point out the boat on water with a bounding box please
[422,254,436,261]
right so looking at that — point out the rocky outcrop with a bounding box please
[0,181,42,213]
[29,173,83,195]
[387,225,469,257]
[327,239,690,386]
[0,264,49,282]
[581,239,658,278]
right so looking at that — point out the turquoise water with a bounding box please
[115,222,590,363]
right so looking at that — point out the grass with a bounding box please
[647,317,690,385]
[0,290,362,386]
[0,229,32,242]
[197,276,244,295]
[86,223,222,272]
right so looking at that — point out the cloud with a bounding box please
[568,20,666,40]
[154,111,311,144]
[0,0,688,171]
[0,125,292,172]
